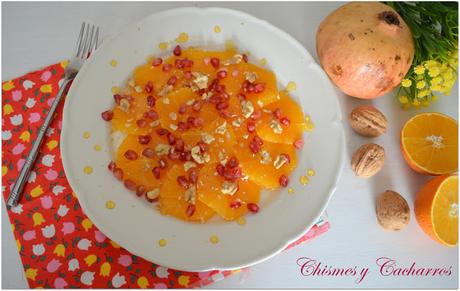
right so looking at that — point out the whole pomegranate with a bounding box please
[316,2,414,99]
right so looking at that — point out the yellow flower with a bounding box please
[414,65,425,75]
[2,166,8,177]
[60,60,69,68]
[424,60,439,69]
[2,81,15,91]
[417,90,430,98]
[84,254,97,267]
[99,262,111,277]
[416,81,426,89]
[46,140,58,151]
[442,70,454,81]
[19,131,30,142]
[431,76,443,85]
[398,95,409,104]
[81,218,93,232]
[30,185,44,198]
[40,84,52,93]
[431,95,439,102]
[412,99,421,107]
[16,239,21,252]
[178,275,190,287]
[53,244,65,257]
[32,213,45,226]
[137,276,149,288]
[428,66,440,77]
[401,79,412,87]
[431,84,442,91]
[25,268,38,281]
[422,100,430,107]
[3,104,14,115]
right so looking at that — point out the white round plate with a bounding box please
[61,7,345,271]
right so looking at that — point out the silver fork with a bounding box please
[7,22,100,208]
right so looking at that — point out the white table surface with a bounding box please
[2,2,458,289]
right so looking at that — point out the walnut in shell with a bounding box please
[349,105,387,137]
[351,143,385,178]
[376,190,410,231]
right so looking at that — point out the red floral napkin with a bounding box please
[1,62,329,288]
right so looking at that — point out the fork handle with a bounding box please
[7,77,72,208]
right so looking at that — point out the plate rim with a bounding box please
[61,6,345,271]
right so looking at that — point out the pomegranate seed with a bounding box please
[253,83,265,93]
[157,128,169,136]
[152,167,161,179]
[209,79,219,91]
[224,167,242,181]
[293,139,304,149]
[230,200,241,209]
[253,135,264,146]
[101,110,113,121]
[125,95,134,102]
[167,133,176,145]
[136,119,147,128]
[193,117,204,128]
[183,59,193,67]
[247,121,256,133]
[247,83,255,93]
[136,185,146,197]
[124,150,138,160]
[250,110,262,120]
[217,70,227,79]
[175,139,185,152]
[192,100,202,112]
[186,204,196,217]
[210,57,220,69]
[179,152,188,161]
[232,69,239,77]
[242,54,248,62]
[152,57,163,66]
[188,168,199,184]
[185,151,192,161]
[273,108,282,119]
[219,109,232,119]
[177,176,190,189]
[144,81,153,93]
[113,94,123,104]
[227,157,239,168]
[147,95,155,107]
[215,84,226,93]
[108,161,116,171]
[208,94,221,104]
[279,175,289,187]
[167,76,178,86]
[184,71,193,79]
[159,158,168,169]
[173,45,182,56]
[216,164,225,176]
[124,179,137,191]
[237,93,246,101]
[162,63,173,72]
[280,153,291,163]
[178,121,189,131]
[186,116,196,126]
[142,148,155,158]
[249,142,262,154]
[168,151,180,160]
[197,141,209,152]
[247,203,259,213]
[178,103,186,114]
[280,117,290,126]
[138,135,151,145]
[216,101,229,110]
[175,59,184,69]
[113,167,123,181]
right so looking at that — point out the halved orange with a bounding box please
[415,175,458,246]
[401,113,458,175]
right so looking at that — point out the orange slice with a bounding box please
[401,112,458,175]
[197,163,261,220]
[415,175,458,246]
[159,165,215,222]
[256,91,305,144]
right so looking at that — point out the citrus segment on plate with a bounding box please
[415,175,458,247]
[401,112,458,175]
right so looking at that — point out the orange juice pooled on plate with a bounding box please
[100,44,307,222]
